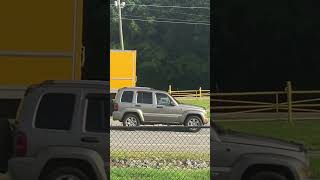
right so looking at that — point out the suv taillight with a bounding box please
[15,132,27,157]
[114,103,119,111]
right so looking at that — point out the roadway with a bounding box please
[110,118,210,153]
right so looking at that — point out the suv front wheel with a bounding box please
[184,115,202,132]
[45,166,91,180]
[123,113,140,127]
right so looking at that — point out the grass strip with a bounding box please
[111,167,210,180]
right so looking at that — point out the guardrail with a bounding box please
[211,81,320,123]
[168,85,210,98]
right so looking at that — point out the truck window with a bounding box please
[137,91,153,104]
[85,94,109,133]
[121,91,133,103]
[156,93,171,106]
[35,93,75,130]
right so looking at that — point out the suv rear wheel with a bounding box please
[123,113,140,127]
[44,166,91,180]
[184,115,202,132]
[249,171,288,180]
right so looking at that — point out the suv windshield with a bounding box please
[171,96,181,104]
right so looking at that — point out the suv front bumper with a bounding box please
[203,117,209,124]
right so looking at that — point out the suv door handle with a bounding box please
[135,104,141,107]
[157,106,164,108]
[81,137,99,143]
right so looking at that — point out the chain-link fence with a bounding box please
[110,126,210,180]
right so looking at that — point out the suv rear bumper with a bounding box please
[112,111,122,121]
[8,157,39,180]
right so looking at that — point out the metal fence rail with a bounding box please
[110,126,210,180]
[168,85,210,98]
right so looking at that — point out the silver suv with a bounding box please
[112,87,208,128]
[8,80,109,180]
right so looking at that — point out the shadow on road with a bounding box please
[110,126,210,132]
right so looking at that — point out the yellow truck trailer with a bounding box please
[0,0,85,120]
[110,50,137,93]
[0,1,83,86]
[0,1,137,120]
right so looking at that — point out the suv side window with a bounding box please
[35,93,75,130]
[121,91,133,103]
[137,91,153,104]
[85,94,109,133]
[156,93,172,106]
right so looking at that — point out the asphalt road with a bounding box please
[110,117,210,153]
[110,117,210,126]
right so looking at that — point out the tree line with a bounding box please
[110,0,210,90]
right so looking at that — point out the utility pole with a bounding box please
[116,0,125,50]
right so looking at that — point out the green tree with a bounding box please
[110,0,210,90]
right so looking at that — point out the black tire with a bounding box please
[0,119,13,173]
[44,166,91,180]
[249,171,288,180]
[123,113,140,127]
[184,115,203,132]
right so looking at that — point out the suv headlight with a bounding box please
[299,165,312,178]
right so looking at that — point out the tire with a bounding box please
[123,113,140,127]
[184,115,203,132]
[44,166,91,180]
[0,119,13,173]
[249,171,288,180]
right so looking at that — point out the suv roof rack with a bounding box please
[121,87,156,90]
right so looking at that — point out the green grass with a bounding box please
[111,168,209,180]
[111,151,210,161]
[179,98,209,111]
[217,120,320,150]
[310,158,320,178]
[179,98,210,118]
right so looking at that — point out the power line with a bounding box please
[114,17,210,26]
[121,15,209,23]
[110,5,210,18]
[129,8,210,18]
[110,4,210,10]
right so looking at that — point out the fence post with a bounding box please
[286,81,294,125]
[168,85,172,95]
[275,93,279,113]
[199,87,202,98]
